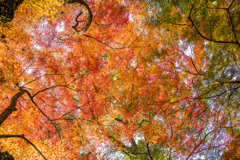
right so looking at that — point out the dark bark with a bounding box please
[0,151,14,160]
[0,89,25,126]
[67,0,92,34]
[0,0,24,23]
[0,0,93,34]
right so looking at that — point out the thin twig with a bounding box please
[83,34,128,68]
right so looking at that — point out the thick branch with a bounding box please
[0,134,47,160]
[0,89,25,126]
[130,137,138,156]
[67,0,92,34]
[0,0,24,23]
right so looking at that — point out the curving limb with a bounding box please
[67,0,93,34]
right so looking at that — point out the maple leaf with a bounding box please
[0,0,239,159]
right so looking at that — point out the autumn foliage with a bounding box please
[0,0,239,159]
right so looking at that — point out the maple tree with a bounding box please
[0,0,239,159]
[137,0,240,159]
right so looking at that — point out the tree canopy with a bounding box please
[0,0,239,159]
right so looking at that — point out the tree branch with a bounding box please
[24,90,62,139]
[0,89,25,126]
[146,142,153,160]
[0,0,24,23]
[67,0,92,34]
[186,130,214,160]
[83,34,128,68]
[0,134,47,160]
[188,1,239,46]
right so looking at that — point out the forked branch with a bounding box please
[0,134,47,160]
